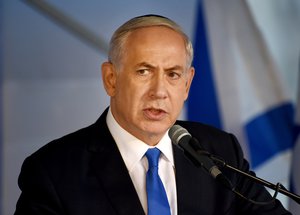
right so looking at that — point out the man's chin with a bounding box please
[142,123,170,137]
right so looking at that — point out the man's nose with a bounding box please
[148,74,168,99]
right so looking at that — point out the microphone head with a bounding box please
[168,124,191,145]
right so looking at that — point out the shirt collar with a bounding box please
[106,108,174,172]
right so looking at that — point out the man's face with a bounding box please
[102,26,194,145]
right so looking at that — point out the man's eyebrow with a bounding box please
[135,62,184,71]
[165,65,184,71]
[135,62,156,69]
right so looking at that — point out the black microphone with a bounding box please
[169,125,300,205]
[169,124,233,190]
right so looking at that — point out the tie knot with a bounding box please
[145,147,161,168]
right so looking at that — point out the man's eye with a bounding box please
[137,69,150,75]
[168,71,181,79]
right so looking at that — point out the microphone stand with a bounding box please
[210,155,300,204]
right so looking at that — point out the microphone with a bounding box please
[169,125,300,205]
[169,124,233,190]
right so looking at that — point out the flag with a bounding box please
[188,0,295,205]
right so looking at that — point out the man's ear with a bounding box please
[184,67,195,100]
[101,62,117,96]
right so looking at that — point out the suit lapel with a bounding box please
[88,110,145,215]
[87,110,215,215]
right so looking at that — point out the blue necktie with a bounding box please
[145,148,171,215]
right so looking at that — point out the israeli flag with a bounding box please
[187,0,296,208]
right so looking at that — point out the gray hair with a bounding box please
[108,14,194,69]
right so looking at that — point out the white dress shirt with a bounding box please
[106,108,177,215]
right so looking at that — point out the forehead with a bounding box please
[122,26,188,65]
[127,26,185,46]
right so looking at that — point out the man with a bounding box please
[14,15,291,215]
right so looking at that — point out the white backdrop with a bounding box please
[2,1,299,215]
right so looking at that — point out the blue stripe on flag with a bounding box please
[245,103,294,167]
[187,0,222,129]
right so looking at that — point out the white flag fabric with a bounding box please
[187,0,295,208]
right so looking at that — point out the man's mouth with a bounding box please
[143,108,167,120]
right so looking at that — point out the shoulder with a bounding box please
[175,120,235,146]
[176,120,229,136]
[175,120,244,166]
[26,110,110,163]
[18,119,109,186]
[30,124,95,160]
[19,126,92,180]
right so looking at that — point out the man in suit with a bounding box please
[14,15,291,214]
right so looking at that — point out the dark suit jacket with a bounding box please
[14,109,291,215]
